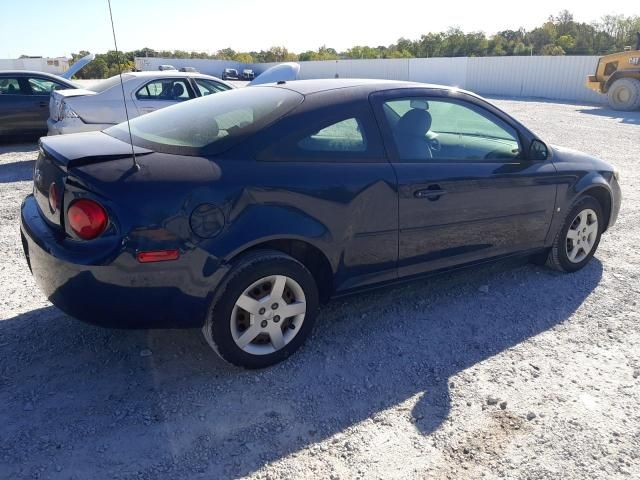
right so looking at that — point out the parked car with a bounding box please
[0,71,77,140]
[242,69,255,80]
[248,62,299,85]
[47,71,233,135]
[21,79,621,368]
[179,67,199,73]
[222,68,240,80]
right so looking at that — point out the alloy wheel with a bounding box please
[230,275,306,355]
[565,208,598,264]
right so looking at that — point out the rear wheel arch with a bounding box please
[225,238,335,303]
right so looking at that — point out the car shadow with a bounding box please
[0,159,35,183]
[0,257,603,478]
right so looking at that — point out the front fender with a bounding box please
[546,171,616,244]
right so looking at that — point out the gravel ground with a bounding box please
[1,99,639,480]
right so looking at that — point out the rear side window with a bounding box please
[28,78,67,94]
[298,118,366,152]
[136,79,193,101]
[0,78,22,95]
[105,86,303,155]
[194,78,231,96]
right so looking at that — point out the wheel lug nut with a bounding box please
[289,324,296,330]
[260,320,268,328]
[271,303,278,310]
[274,315,280,323]
[259,308,266,315]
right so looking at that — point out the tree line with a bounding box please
[70,10,640,79]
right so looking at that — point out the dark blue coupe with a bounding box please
[21,79,621,368]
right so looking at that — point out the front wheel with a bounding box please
[607,78,640,111]
[545,196,603,273]
[203,250,319,369]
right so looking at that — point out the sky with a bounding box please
[1,0,638,58]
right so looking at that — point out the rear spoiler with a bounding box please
[40,133,152,171]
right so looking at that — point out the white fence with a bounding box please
[0,57,70,75]
[135,56,606,104]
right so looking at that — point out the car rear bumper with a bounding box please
[47,118,113,136]
[20,194,217,329]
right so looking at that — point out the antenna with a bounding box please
[107,0,139,171]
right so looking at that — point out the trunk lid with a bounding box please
[34,133,152,230]
[49,88,97,121]
[41,131,152,169]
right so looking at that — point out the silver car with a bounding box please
[47,71,233,135]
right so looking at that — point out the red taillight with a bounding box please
[67,199,108,240]
[136,250,180,263]
[48,183,58,213]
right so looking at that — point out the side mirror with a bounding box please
[530,139,549,161]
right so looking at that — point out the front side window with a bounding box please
[194,78,231,96]
[28,78,66,94]
[0,78,22,95]
[384,97,520,162]
[298,118,367,152]
[105,86,303,155]
[136,79,193,101]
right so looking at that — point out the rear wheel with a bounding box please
[545,196,603,273]
[203,250,319,368]
[607,78,640,111]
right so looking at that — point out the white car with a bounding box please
[47,71,233,135]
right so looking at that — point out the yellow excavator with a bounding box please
[586,33,640,110]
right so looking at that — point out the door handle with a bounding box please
[38,101,48,108]
[414,186,448,200]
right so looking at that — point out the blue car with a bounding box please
[20,79,621,368]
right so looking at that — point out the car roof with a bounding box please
[127,70,218,78]
[256,78,468,96]
[0,70,74,81]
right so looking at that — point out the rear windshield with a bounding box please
[88,74,134,93]
[105,86,303,155]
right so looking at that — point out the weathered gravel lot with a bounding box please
[0,99,639,480]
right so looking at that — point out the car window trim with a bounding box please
[134,77,196,101]
[369,88,540,163]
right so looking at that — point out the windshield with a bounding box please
[105,86,303,155]
[88,74,134,93]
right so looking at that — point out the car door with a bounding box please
[254,93,399,292]
[131,77,196,116]
[371,88,559,277]
[0,76,35,137]
[25,76,70,132]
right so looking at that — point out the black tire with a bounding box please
[607,78,640,111]
[545,196,603,273]
[203,249,319,369]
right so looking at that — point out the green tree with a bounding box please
[540,44,565,55]
[233,52,254,63]
[76,56,108,79]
